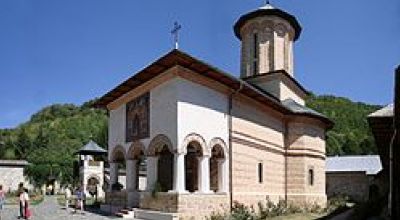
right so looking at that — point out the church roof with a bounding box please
[326,155,382,175]
[242,70,310,96]
[282,98,329,119]
[233,4,302,41]
[94,49,333,128]
[76,140,107,155]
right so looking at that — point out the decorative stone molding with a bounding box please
[127,141,145,160]
[181,133,209,156]
[147,134,174,156]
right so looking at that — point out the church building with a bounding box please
[95,2,333,219]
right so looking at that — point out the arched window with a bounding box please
[308,169,314,186]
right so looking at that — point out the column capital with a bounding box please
[198,155,211,160]
[216,158,226,163]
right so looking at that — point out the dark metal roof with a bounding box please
[233,6,302,41]
[282,98,333,127]
[242,70,310,96]
[76,140,107,156]
[94,49,332,128]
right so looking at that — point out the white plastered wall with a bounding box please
[176,77,229,153]
[108,78,180,158]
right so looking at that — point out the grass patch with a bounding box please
[268,213,325,220]
[5,194,44,206]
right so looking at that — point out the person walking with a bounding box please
[0,185,5,220]
[64,186,71,211]
[22,189,30,219]
[75,187,84,214]
[18,184,24,219]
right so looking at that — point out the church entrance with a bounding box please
[185,142,202,193]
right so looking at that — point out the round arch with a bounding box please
[209,138,228,159]
[147,134,174,156]
[181,133,209,156]
[127,141,145,160]
[110,145,126,162]
[86,174,101,184]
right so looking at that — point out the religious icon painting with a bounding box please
[126,92,150,142]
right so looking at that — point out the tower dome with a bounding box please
[234,2,302,78]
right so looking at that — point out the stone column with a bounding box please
[170,152,187,193]
[217,159,228,193]
[197,155,212,194]
[146,156,159,191]
[126,159,138,191]
[109,162,118,191]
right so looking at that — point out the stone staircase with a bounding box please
[114,208,178,220]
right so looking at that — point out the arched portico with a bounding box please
[126,141,145,192]
[180,133,210,156]
[209,138,228,193]
[109,145,126,192]
[146,134,174,192]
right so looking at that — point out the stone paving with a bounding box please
[0,196,120,220]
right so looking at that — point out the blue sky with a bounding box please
[0,0,399,129]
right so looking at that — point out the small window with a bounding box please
[308,169,314,186]
[253,33,259,75]
[258,162,263,183]
[253,33,258,59]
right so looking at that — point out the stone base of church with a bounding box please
[286,194,327,208]
[232,193,326,212]
[232,193,285,207]
[139,192,229,219]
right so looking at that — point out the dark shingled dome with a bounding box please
[234,4,302,41]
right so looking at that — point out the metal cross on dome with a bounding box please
[171,21,182,49]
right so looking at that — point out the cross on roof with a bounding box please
[171,22,182,49]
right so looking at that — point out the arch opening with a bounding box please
[185,141,203,193]
[210,144,226,192]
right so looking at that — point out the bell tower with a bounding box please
[234,2,307,105]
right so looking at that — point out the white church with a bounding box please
[95,2,333,219]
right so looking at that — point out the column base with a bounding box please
[194,190,214,195]
[168,189,189,194]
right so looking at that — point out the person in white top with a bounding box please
[18,187,24,219]
[64,187,71,211]
[22,189,30,219]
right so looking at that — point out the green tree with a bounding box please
[14,128,33,159]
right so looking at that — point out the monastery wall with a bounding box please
[0,166,26,192]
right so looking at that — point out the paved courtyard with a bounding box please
[1,196,119,220]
